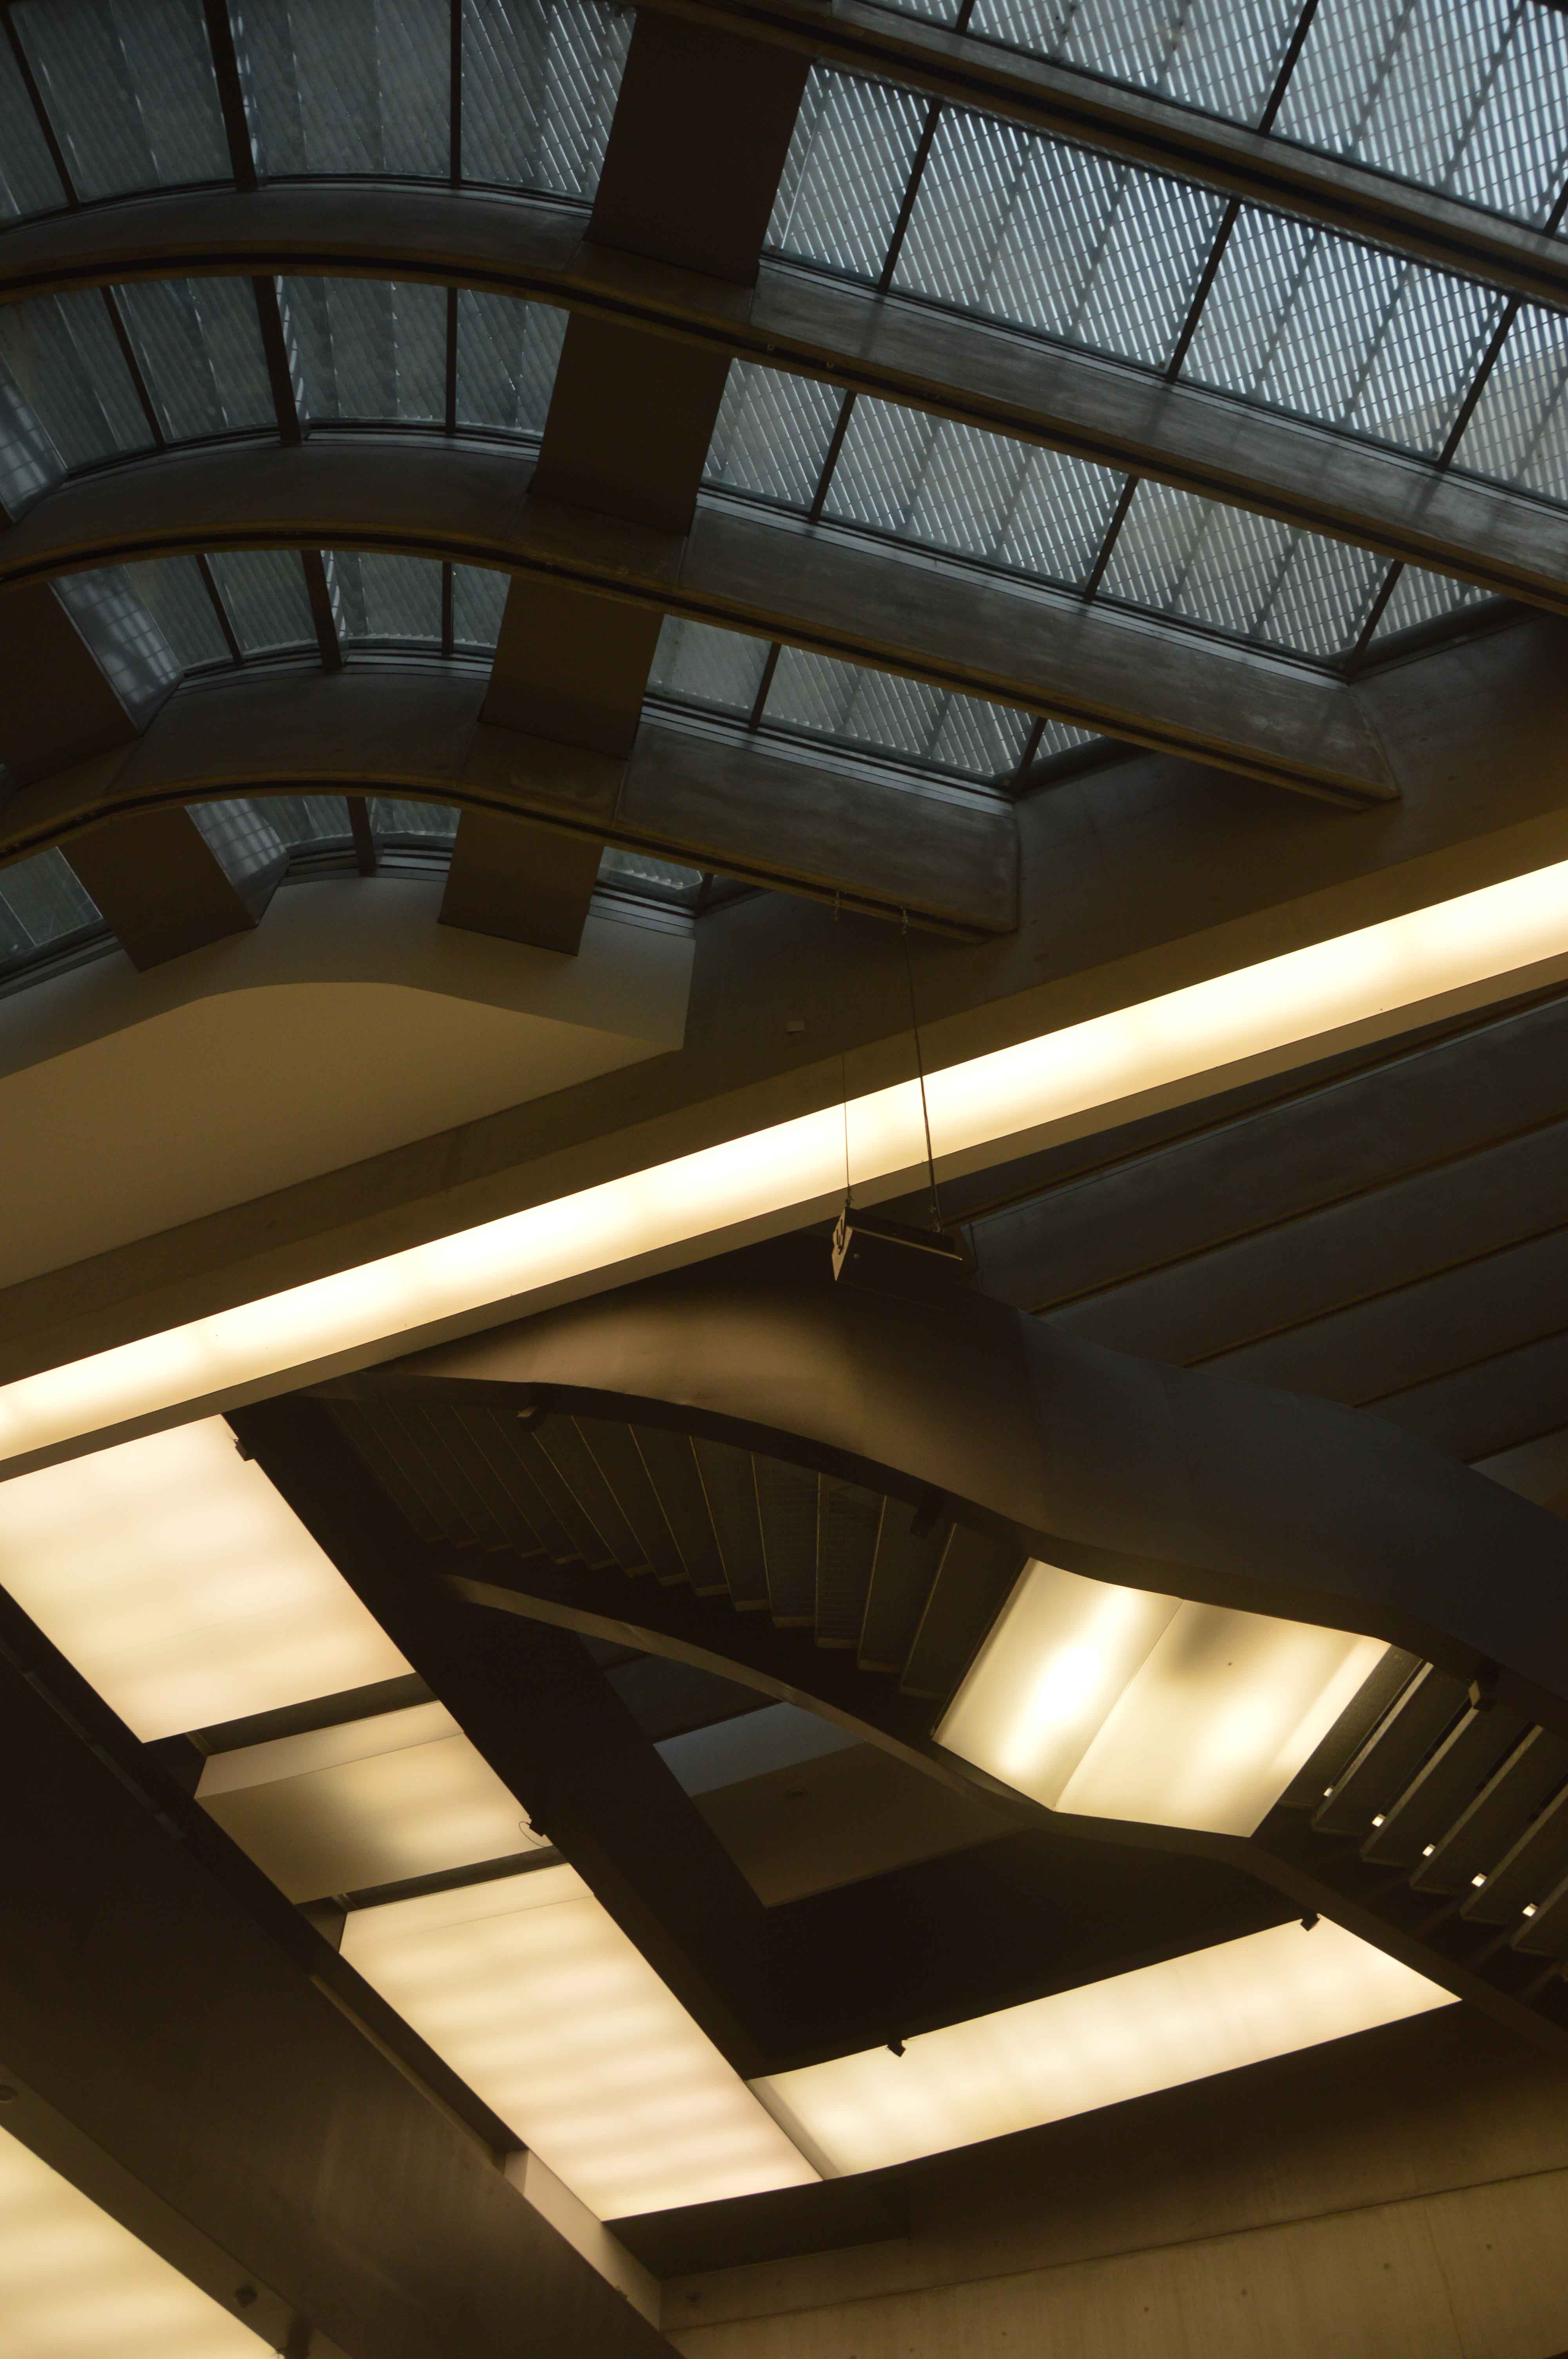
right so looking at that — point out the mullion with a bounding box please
[2,5,78,206]
[196,552,245,664]
[102,287,165,445]
[449,0,462,185]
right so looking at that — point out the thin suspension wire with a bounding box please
[900,911,942,1232]
[833,893,852,1210]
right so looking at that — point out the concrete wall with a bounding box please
[664,2009,1568,2359]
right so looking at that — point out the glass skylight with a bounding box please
[0,34,65,220]
[205,549,316,656]
[117,277,276,442]
[0,849,102,979]
[460,0,630,200]
[122,555,233,666]
[285,276,446,426]
[329,548,444,643]
[11,0,229,202]
[0,294,151,470]
[244,0,451,179]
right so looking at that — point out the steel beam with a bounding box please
[0,439,1396,803]
[3,186,1558,612]
[0,666,1018,936]
[642,0,1568,312]
[0,1598,673,2359]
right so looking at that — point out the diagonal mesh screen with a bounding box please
[461,0,629,199]
[328,551,444,642]
[206,549,316,655]
[245,0,449,177]
[456,293,567,435]
[284,277,446,424]
[122,556,232,667]
[0,848,103,974]
[1454,304,1568,503]
[0,35,66,218]
[0,294,150,469]
[116,278,275,441]
[12,0,229,200]
[763,647,1030,778]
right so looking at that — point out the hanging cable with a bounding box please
[900,911,942,1233]
[833,893,853,1212]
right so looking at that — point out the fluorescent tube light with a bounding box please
[0,2126,256,2359]
[938,1559,1388,1836]
[753,1918,1453,2175]
[0,1417,407,1739]
[9,854,1568,1470]
[197,1703,546,1901]
[341,1862,817,2221]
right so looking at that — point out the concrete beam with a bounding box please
[644,0,1568,311]
[0,438,1396,803]
[3,187,1557,611]
[0,667,1020,938]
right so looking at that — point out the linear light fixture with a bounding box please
[0,1417,407,1738]
[938,1559,1390,1836]
[197,1701,548,1901]
[753,1918,1454,2176]
[340,1861,818,2221]
[0,2126,256,2359]
[7,854,1568,1472]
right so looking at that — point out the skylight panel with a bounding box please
[823,396,1123,587]
[893,107,1224,367]
[0,850,101,977]
[370,796,461,841]
[251,794,354,847]
[284,277,446,426]
[967,0,1302,127]
[764,648,1030,777]
[0,36,65,219]
[329,550,443,643]
[452,562,508,649]
[0,295,150,471]
[650,618,772,714]
[1369,564,1496,645]
[705,363,844,509]
[461,0,630,202]
[1453,304,1568,503]
[205,550,316,656]
[115,278,275,442]
[245,0,449,178]
[1181,207,1504,456]
[121,556,232,667]
[456,292,566,437]
[1277,0,1568,227]
[1103,481,1381,656]
[599,849,705,908]
[768,65,927,281]
[11,0,229,202]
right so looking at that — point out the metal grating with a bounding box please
[245,0,449,178]
[205,549,316,655]
[1369,563,1495,645]
[768,65,927,280]
[121,555,231,667]
[456,291,566,436]
[116,277,275,441]
[822,396,1125,588]
[762,647,1031,778]
[451,563,507,651]
[1103,479,1383,657]
[0,848,103,976]
[649,619,771,715]
[283,276,446,424]
[1277,0,1568,229]
[1454,304,1568,505]
[329,550,443,643]
[917,0,1304,128]
[1181,207,1505,457]
[0,33,66,218]
[597,849,704,908]
[460,0,629,202]
[12,0,229,201]
[705,365,845,509]
[0,294,149,470]
[894,107,1225,368]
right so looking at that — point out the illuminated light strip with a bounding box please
[0,2126,256,2359]
[753,1919,1455,2175]
[7,854,1568,1472]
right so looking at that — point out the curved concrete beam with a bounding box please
[368,1239,1568,1737]
[0,437,1394,801]
[0,668,1020,938]
[1,187,1562,616]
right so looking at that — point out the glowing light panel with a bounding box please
[939,1559,1388,1835]
[0,1418,407,1738]
[7,852,1568,1469]
[197,1703,546,1901]
[340,1862,818,2220]
[0,2128,256,2359]
[755,1919,1454,2175]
